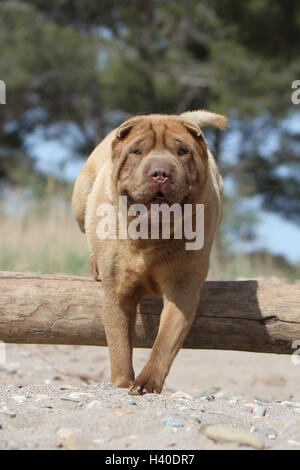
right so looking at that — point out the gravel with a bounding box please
[0,344,299,450]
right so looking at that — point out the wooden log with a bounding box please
[0,271,299,354]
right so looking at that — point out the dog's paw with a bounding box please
[128,374,162,395]
[112,378,134,389]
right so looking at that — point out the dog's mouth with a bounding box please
[147,190,169,208]
[124,190,189,209]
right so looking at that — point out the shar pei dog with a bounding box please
[72,110,227,395]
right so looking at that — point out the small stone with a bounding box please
[93,437,110,444]
[12,396,26,404]
[0,408,16,418]
[265,428,278,439]
[288,439,300,447]
[250,427,277,440]
[200,396,215,401]
[201,387,220,397]
[59,386,77,391]
[171,391,193,400]
[201,424,264,449]
[115,410,132,416]
[253,406,267,417]
[35,394,50,402]
[57,428,79,439]
[60,398,80,403]
[86,400,102,410]
[128,400,137,406]
[215,390,226,399]
[4,363,20,374]
[69,392,94,400]
[19,351,32,358]
[191,414,202,423]
[254,397,271,404]
[161,417,184,428]
[57,427,81,451]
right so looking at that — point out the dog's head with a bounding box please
[111,110,227,212]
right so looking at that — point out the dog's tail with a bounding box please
[180,110,228,131]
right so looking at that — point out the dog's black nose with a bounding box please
[149,166,171,185]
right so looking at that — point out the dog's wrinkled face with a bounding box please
[111,116,209,212]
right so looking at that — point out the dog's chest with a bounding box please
[116,249,162,297]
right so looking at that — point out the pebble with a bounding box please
[279,400,300,408]
[190,414,202,423]
[4,363,20,374]
[254,397,271,404]
[60,398,80,403]
[57,427,81,450]
[93,437,111,444]
[57,428,79,439]
[253,406,267,417]
[35,394,50,401]
[0,408,16,418]
[288,439,300,447]
[201,424,264,449]
[19,351,32,358]
[86,400,102,410]
[161,418,184,428]
[114,410,132,416]
[201,387,220,397]
[12,396,26,404]
[244,402,257,409]
[128,400,137,406]
[68,392,94,400]
[251,427,277,440]
[170,391,193,400]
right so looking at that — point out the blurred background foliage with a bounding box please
[0,0,299,279]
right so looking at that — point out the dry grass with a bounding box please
[0,191,298,280]
[0,192,89,276]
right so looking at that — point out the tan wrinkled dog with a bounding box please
[72,110,227,395]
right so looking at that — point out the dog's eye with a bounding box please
[132,149,142,155]
[177,148,188,156]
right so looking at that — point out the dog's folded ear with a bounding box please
[180,110,228,131]
[116,118,139,139]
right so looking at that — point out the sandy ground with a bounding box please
[0,344,300,450]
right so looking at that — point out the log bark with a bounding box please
[0,271,299,354]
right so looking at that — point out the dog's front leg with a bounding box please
[129,278,204,395]
[103,291,137,388]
